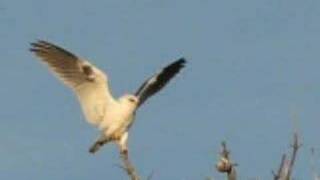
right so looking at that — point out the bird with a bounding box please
[30,40,186,154]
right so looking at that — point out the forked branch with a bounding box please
[273,132,302,180]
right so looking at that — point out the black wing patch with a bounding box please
[135,58,186,107]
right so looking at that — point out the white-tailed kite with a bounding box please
[30,40,186,154]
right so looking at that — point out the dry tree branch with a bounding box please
[272,154,287,180]
[119,152,140,180]
[287,132,301,178]
[216,141,237,180]
[273,132,301,180]
[310,148,320,180]
[146,171,154,180]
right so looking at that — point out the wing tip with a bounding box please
[29,42,41,54]
[177,57,187,64]
[173,57,187,70]
[29,40,46,53]
[30,40,77,59]
[30,39,49,47]
[29,48,37,52]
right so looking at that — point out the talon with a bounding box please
[121,149,128,155]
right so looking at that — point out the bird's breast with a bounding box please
[99,105,135,136]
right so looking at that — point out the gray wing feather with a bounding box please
[30,40,98,89]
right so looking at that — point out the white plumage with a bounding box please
[30,40,186,154]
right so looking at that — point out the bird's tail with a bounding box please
[89,135,111,154]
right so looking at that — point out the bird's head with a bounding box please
[119,94,139,110]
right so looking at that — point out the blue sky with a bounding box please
[0,0,320,179]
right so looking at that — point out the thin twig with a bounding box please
[273,132,301,180]
[273,154,287,180]
[146,171,154,180]
[119,152,140,180]
[286,132,301,179]
[310,148,320,180]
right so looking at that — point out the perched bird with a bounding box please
[30,40,186,154]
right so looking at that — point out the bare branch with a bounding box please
[228,168,237,180]
[286,132,302,179]
[273,154,288,180]
[311,148,320,180]
[216,141,237,180]
[119,152,140,180]
[272,132,301,180]
[146,171,154,180]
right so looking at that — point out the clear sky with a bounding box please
[0,0,319,179]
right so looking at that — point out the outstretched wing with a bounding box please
[30,40,114,125]
[30,40,106,89]
[135,58,186,107]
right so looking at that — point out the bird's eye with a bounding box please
[128,98,135,103]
